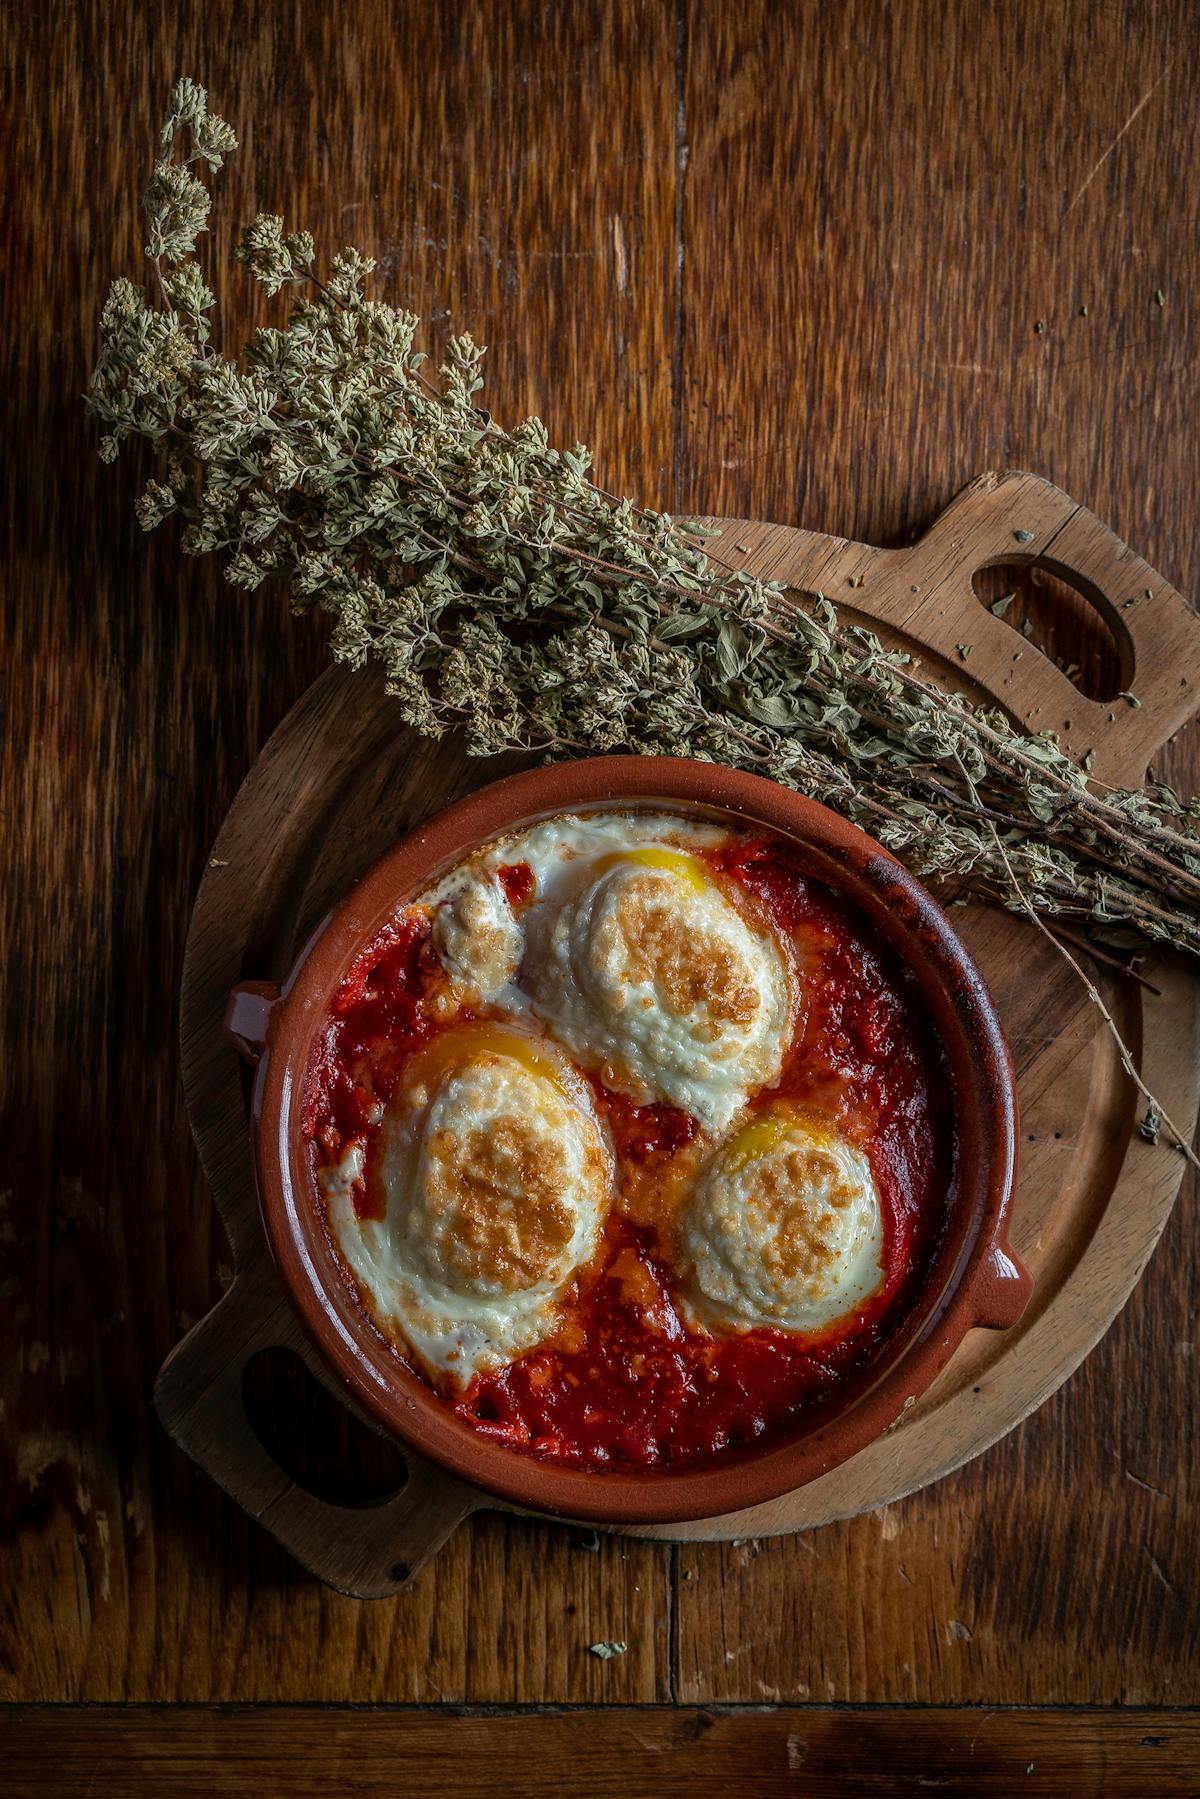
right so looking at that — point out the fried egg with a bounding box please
[432,872,523,1003]
[320,1023,613,1388]
[680,1105,883,1334]
[419,814,794,1131]
[528,845,792,1129]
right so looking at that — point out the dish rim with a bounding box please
[234,754,1026,1524]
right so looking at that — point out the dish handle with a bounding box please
[224,980,281,1061]
[970,1241,1034,1331]
[154,1255,481,1598]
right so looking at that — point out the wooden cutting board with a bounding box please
[157,470,1200,1598]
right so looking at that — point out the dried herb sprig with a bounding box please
[88,80,1200,965]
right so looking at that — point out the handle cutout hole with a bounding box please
[972,562,1131,702]
[243,1347,409,1505]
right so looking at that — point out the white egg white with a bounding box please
[432,870,523,1003]
[679,1106,884,1334]
[320,1027,613,1389]
[418,811,794,1130]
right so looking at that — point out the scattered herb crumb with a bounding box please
[1014,529,1035,544]
[576,1529,601,1553]
[991,592,1017,619]
[589,1641,627,1660]
[1034,319,1046,333]
[1118,691,1143,709]
[209,857,229,867]
[1155,289,1166,307]
[734,542,751,554]
[1079,304,1089,317]
[1122,596,1140,609]
[956,643,972,661]
[1140,1105,1162,1145]
[1021,619,1034,638]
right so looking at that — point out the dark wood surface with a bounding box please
[3,0,1199,1787]
[5,1706,1200,1796]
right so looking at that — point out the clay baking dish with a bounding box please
[226,755,1029,1525]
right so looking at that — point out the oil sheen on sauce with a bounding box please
[304,834,954,1471]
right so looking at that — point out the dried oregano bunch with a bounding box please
[89,80,1200,962]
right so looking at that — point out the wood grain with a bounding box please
[3,0,1200,1771]
[673,0,1200,1711]
[4,1706,1200,1797]
[2,0,677,1708]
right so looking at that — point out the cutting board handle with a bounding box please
[900,470,1200,785]
[154,1255,479,1598]
[717,470,1200,787]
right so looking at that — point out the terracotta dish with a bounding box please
[226,756,1028,1523]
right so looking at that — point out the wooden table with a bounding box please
[4,2,1199,1790]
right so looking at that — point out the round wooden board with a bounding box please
[163,475,1200,1591]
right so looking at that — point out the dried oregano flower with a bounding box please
[87,80,1200,962]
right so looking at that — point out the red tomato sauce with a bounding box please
[496,860,537,908]
[304,835,954,1471]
